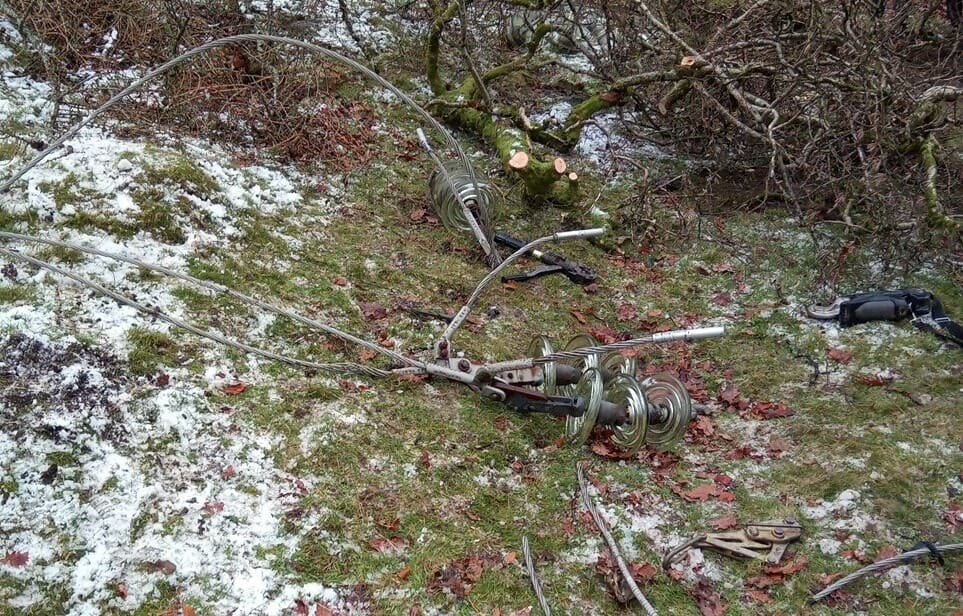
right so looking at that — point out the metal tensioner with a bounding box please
[431,323,724,455]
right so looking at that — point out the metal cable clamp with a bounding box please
[663,518,802,568]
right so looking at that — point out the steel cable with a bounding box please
[0,34,476,194]
[577,461,659,616]
[0,230,423,369]
[522,536,552,616]
[808,542,962,604]
[0,34,493,261]
[0,245,393,378]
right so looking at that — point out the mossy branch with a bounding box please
[434,78,577,205]
[426,1,461,94]
[919,135,959,231]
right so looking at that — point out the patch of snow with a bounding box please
[802,489,862,520]
[0,334,342,615]
[472,466,522,492]
[817,538,842,555]
[881,565,937,598]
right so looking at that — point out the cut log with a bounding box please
[568,172,578,183]
[553,157,567,175]
[509,150,530,170]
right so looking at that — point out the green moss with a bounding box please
[36,245,85,265]
[0,140,22,161]
[46,451,78,467]
[0,285,35,304]
[131,194,186,244]
[128,508,157,541]
[127,328,177,375]
[61,211,138,239]
[141,156,218,197]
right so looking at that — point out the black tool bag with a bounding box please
[838,288,963,348]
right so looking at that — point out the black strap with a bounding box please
[906,541,945,566]
[912,294,963,349]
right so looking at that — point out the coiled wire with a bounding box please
[427,162,496,233]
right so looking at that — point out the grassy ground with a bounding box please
[1,47,962,616]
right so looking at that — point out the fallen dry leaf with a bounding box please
[1,551,28,567]
[764,555,808,575]
[816,571,846,586]
[181,605,196,616]
[369,536,408,555]
[397,566,411,580]
[503,551,517,565]
[873,545,899,562]
[595,549,632,604]
[944,570,963,593]
[680,483,720,501]
[222,382,247,395]
[629,562,658,584]
[616,302,637,322]
[359,302,388,321]
[146,559,177,575]
[828,347,853,364]
[692,414,714,436]
[708,515,738,531]
[713,473,733,487]
[943,502,962,531]
[427,553,494,599]
[824,589,857,610]
[590,440,634,460]
[570,310,587,325]
[711,291,732,306]
[202,501,224,515]
[745,574,782,590]
[751,401,795,420]
[691,579,726,616]
[744,589,771,603]
[855,372,895,386]
[586,325,621,345]
[768,436,791,454]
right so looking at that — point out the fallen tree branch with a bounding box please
[919,135,960,231]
